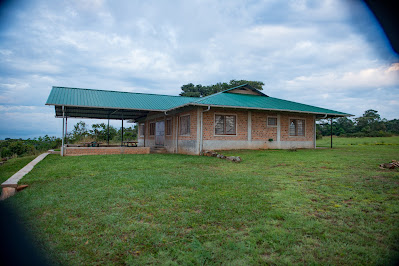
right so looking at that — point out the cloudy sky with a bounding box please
[0,0,398,139]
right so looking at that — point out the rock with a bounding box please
[225,156,242,163]
[380,163,395,169]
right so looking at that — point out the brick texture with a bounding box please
[280,113,314,141]
[203,109,248,141]
[65,147,150,156]
[251,111,278,141]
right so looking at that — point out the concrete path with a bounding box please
[1,152,49,188]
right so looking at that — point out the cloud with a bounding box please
[285,63,399,91]
[0,0,398,138]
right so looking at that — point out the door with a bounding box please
[155,121,165,146]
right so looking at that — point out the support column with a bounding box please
[107,117,110,145]
[121,117,124,147]
[314,115,316,149]
[65,117,68,145]
[61,106,65,157]
[330,117,333,149]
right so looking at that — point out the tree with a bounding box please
[71,121,88,141]
[355,109,385,134]
[90,123,117,141]
[180,80,264,97]
[385,119,399,134]
[335,117,355,135]
[119,125,138,141]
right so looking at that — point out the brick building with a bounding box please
[46,85,351,155]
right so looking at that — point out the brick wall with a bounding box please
[138,108,315,153]
[251,111,278,141]
[64,147,150,156]
[202,109,248,141]
[280,113,314,141]
[177,109,197,141]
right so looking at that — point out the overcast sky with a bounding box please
[0,0,398,139]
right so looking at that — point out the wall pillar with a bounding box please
[197,107,201,154]
[248,111,252,142]
[277,114,281,148]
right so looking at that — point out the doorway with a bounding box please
[155,121,165,146]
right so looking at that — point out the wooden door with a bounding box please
[155,121,165,146]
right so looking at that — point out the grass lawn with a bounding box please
[1,137,399,265]
[0,155,36,184]
[317,135,399,147]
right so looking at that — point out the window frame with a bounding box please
[179,115,191,136]
[149,122,156,136]
[166,118,172,136]
[214,113,237,136]
[289,118,306,137]
[267,116,278,127]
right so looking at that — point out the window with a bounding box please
[267,117,277,127]
[180,115,190,135]
[139,123,145,137]
[215,114,236,135]
[289,119,305,136]
[166,119,172,135]
[149,122,155,136]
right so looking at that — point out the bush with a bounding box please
[1,147,11,158]
[8,141,27,156]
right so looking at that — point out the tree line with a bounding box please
[68,121,138,143]
[317,109,399,138]
[1,135,62,158]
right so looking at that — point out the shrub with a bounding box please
[1,147,11,158]
[8,141,26,156]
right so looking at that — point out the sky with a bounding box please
[0,0,398,139]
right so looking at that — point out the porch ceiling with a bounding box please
[54,105,151,120]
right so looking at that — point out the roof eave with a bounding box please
[180,103,351,117]
[46,103,167,112]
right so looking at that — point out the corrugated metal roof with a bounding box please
[190,91,350,116]
[46,86,198,111]
[46,85,351,118]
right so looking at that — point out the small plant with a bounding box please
[268,138,273,142]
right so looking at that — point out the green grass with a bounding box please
[1,138,399,265]
[0,155,36,184]
[317,135,399,147]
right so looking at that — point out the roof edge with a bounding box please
[51,86,198,100]
[182,103,352,117]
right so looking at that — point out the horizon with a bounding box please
[1,0,398,139]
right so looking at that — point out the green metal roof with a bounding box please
[188,91,350,116]
[46,86,197,111]
[46,85,351,119]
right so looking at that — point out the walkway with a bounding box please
[1,152,49,188]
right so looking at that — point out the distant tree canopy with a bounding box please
[317,109,399,138]
[179,80,265,97]
[68,122,137,143]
